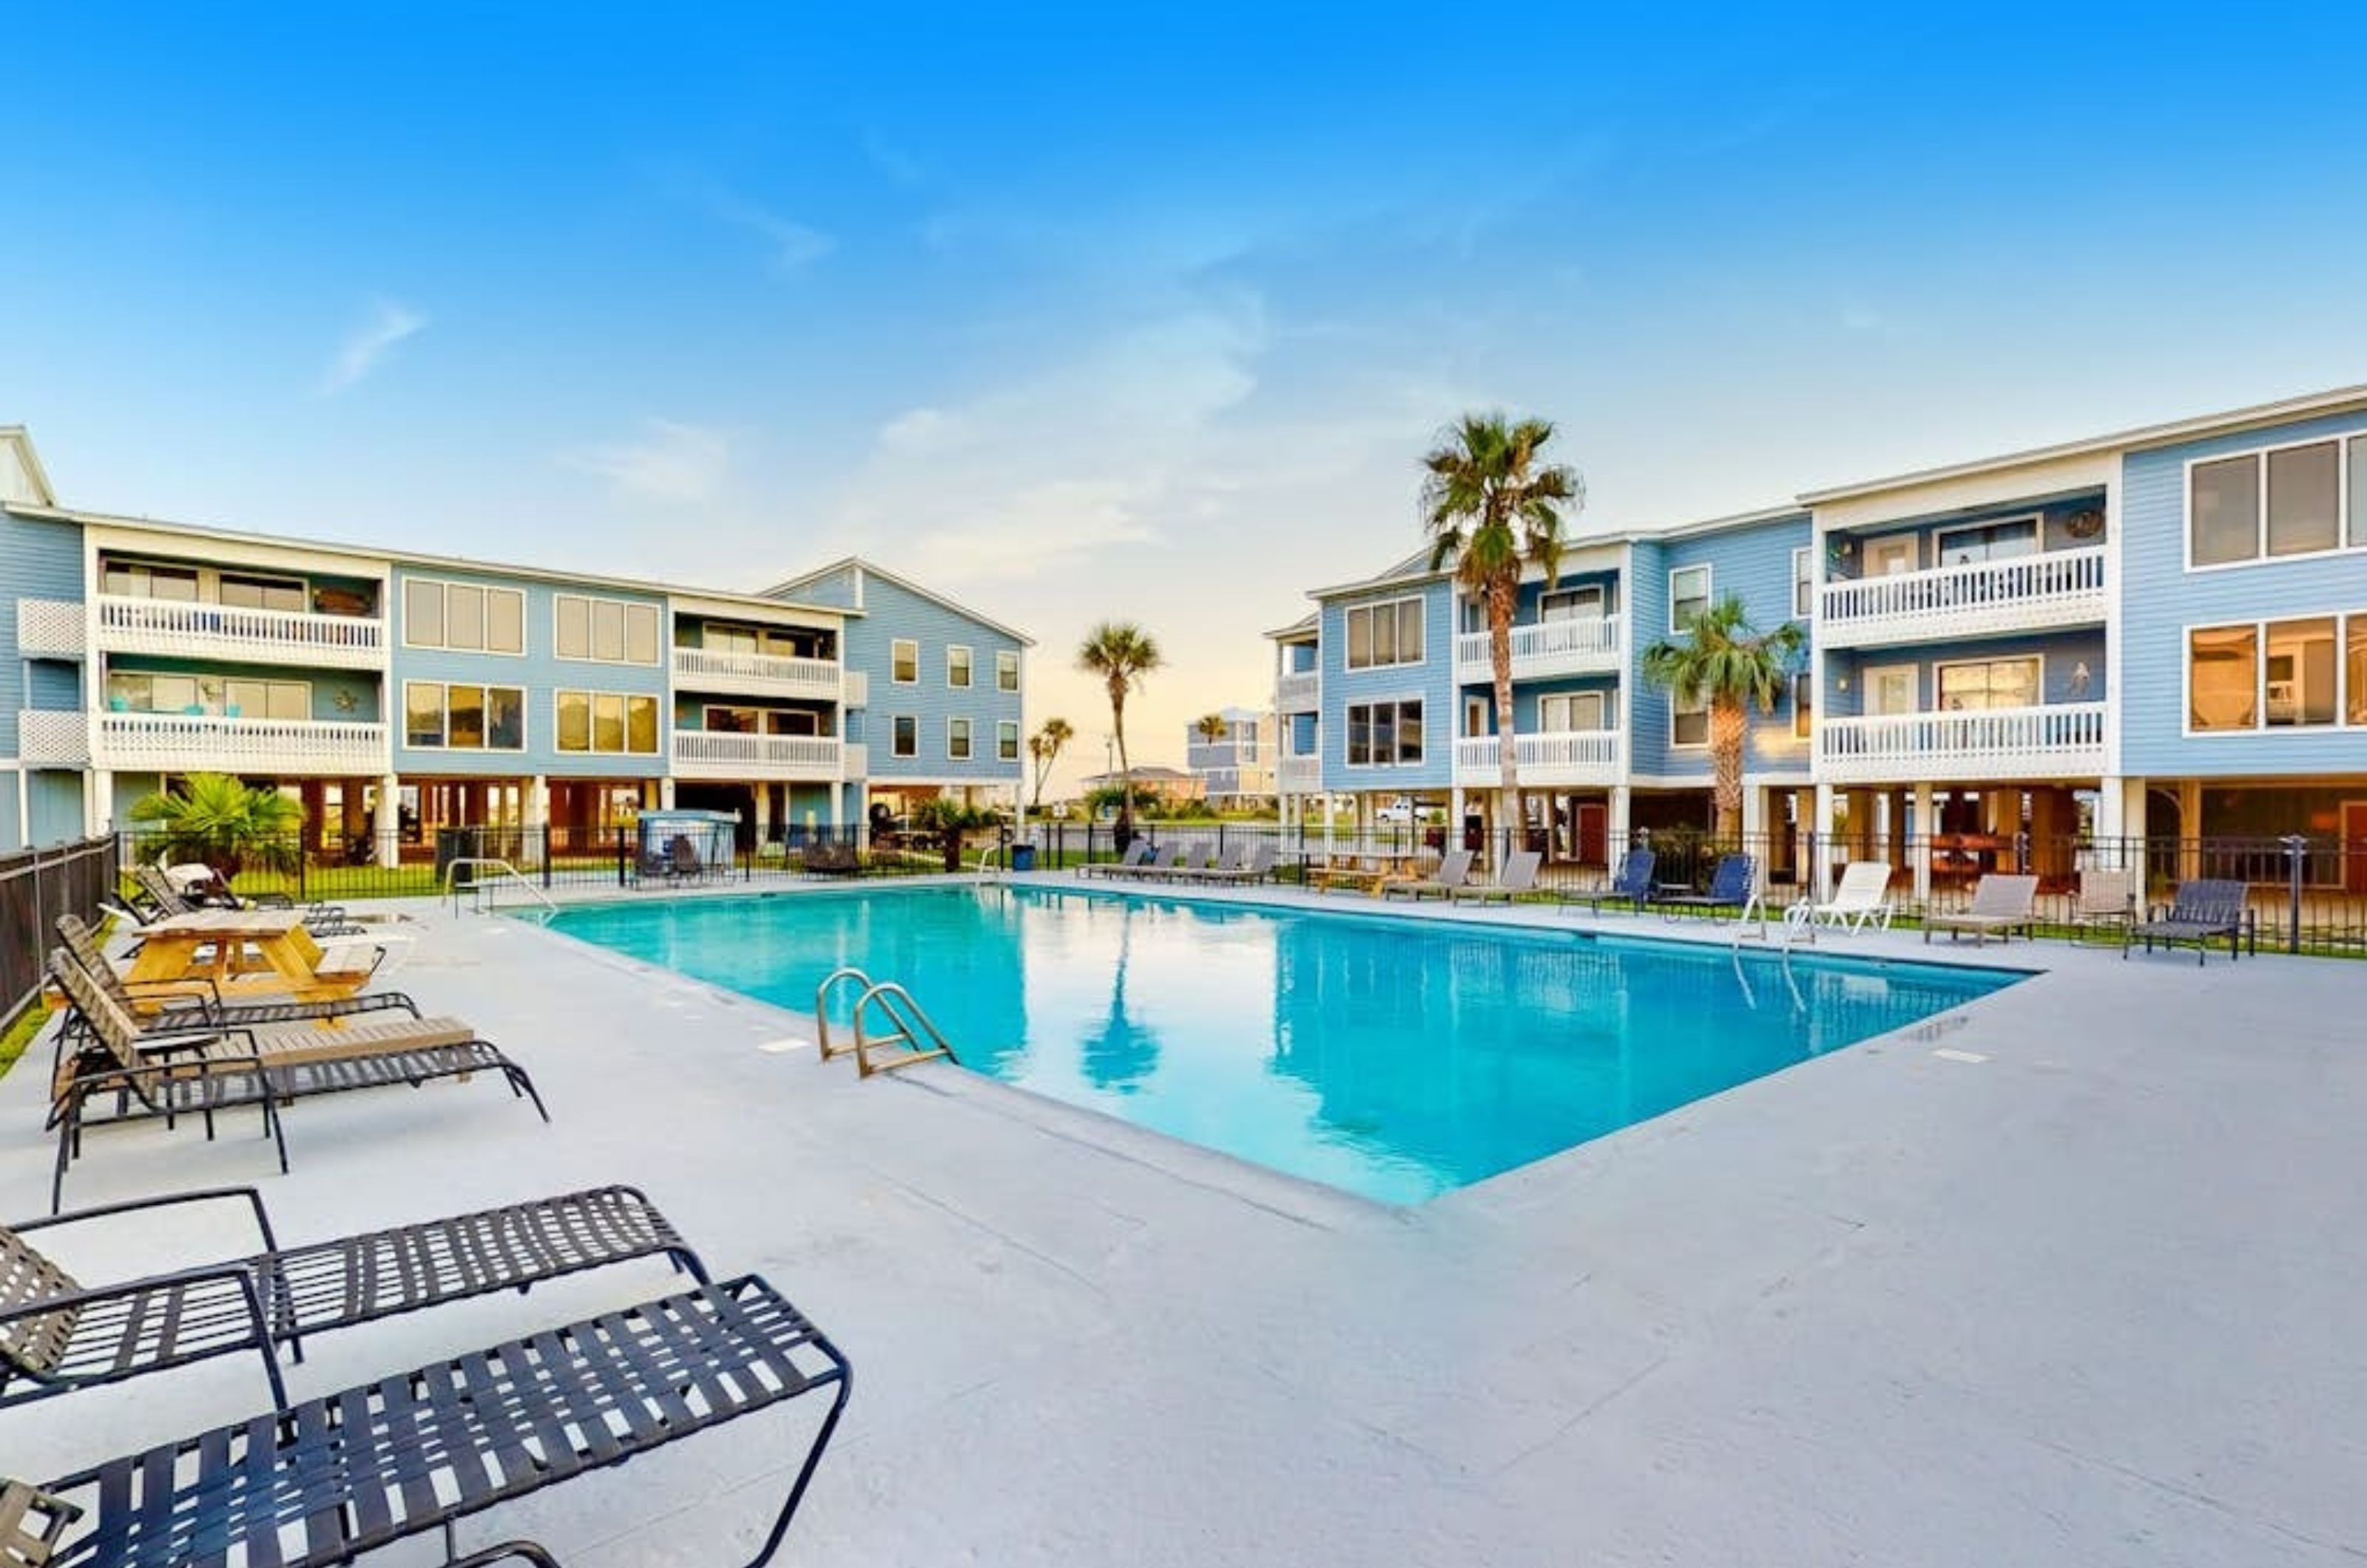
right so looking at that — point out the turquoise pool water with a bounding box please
[544,885,2019,1204]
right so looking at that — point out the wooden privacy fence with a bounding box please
[1,836,119,1026]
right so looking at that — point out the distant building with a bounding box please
[1183,706,1275,807]
[1079,765,1205,808]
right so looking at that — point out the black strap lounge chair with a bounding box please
[2124,878,2255,964]
[133,863,362,938]
[1564,848,1656,915]
[0,1184,703,1413]
[45,949,547,1213]
[1652,853,1756,919]
[9,1273,848,1568]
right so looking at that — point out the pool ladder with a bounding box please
[814,967,961,1078]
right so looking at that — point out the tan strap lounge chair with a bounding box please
[1923,873,2038,944]
[1384,849,1473,901]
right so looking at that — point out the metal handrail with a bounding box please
[814,967,872,1061]
[442,857,558,914]
[854,981,958,1076]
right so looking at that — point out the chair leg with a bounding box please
[737,1371,853,1568]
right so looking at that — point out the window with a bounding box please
[405,682,525,749]
[405,579,525,653]
[1539,692,1607,732]
[2266,617,2338,727]
[1669,566,1711,631]
[2189,626,2258,731]
[1344,598,1425,670]
[996,650,1021,692]
[1792,549,1814,618]
[892,714,918,757]
[223,679,311,720]
[948,646,973,689]
[1792,672,1813,739]
[999,720,1021,761]
[101,561,200,601]
[2349,617,2367,726]
[1540,586,1604,621]
[554,690,658,754]
[554,595,659,664]
[2354,436,2367,547]
[1670,689,1708,748]
[2190,439,2352,566]
[1937,658,2040,712]
[948,717,973,760]
[891,639,919,683]
[218,572,307,612]
[1934,517,2039,565]
[1345,700,1423,765]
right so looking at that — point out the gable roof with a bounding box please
[760,555,1036,645]
[0,426,56,507]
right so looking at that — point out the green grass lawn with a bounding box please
[0,996,51,1083]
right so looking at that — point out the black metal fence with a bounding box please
[2,836,119,1026]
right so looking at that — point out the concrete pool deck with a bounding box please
[4,876,2362,1565]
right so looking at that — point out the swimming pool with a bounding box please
[544,885,2020,1204]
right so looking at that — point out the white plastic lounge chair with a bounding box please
[1789,861,1897,934]
[1923,873,2038,945]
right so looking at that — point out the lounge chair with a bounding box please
[1384,849,1473,900]
[161,861,354,927]
[2124,877,2254,964]
[1204,841,1278,885]
[1081,841,1155,879]
[667,834,709,882]
[1453,849,1542,905]
[1789,861,1897,933]
[1652,854,1757,919]
[52,914,421,1045]
[1923,873,2038,944]
[135,863,360,937]
[117,868,408,979]
[13,1271,848,1568]
[0,1184,703,1412]
[1166,842,1250,882]
[1121,843,1184,880]
[45,947,547,1212]
[2074,867,2138,939]
[1148,843,1220,882]
[1563,848,1655,916]
[798,839,865,876]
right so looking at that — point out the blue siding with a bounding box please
[1319,577,1453,792]
[830,570,1024,785]
[2122,409,2367,778]
[0,510,86,756]
[389,565,666,777]
[27,771,83,846]
[785,564,863,610]
[1824,632,2104,717]
[1629,518,1811,780]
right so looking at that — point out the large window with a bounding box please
[947,646,973,689]
[891,714,918,757]
[891,639,919,683]
[1541,586,1604,621]
[1344,598,1425,670]
[1792,672,1813,739]
[1670,688,1708,748]
[406,682,525,749]
[1669,566,1711,630]
[948,717,973,760]
[2189,626,2259,731]
[999,720,1021,761]
[1539,692,1607,731]
[555,595,659,664]
[996,650,1021,692]
[2189,439,2357,567]
[1933,517,2039,565]
[1345,700,1424,765]
[405,579,525,654]
[554,690,658,754]
[1936,658,2040,712]
[107,672,311,719]
[2266,618,2338,727]
[101,560,200,602]
[2197,612,2367,731]
[218,572,308,612]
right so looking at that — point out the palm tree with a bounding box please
[1639,595,1806,840]
[1194,712,1229,747]
[1420,413,1583,842]
[1076,622,1164,847]
[128,772,305,882]
[1027,717,1073,811]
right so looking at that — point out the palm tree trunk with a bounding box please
[1490,575,1522,856]
[1112,685,1133,845]
[1710,697,1748,842]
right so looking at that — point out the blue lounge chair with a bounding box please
[1652,853,1756,919]
[1564,848,1655,916]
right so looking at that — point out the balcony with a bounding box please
[93,595,386,669]
[16,710,90,766]
[1280,755,1323,793]
[671,646,843,702]
[1817,702,2108,784]
[92,714,389,775]
[1817,547,2107,649]
[1453,729,1624,788]
[1452,615,1622,684]
[1275,670,1320,711]
[671,730,845,781]
[16,598,84,659]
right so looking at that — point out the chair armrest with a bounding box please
[13,1184,280,1254]
[0,1260,285,1405]
[246,891,297,910]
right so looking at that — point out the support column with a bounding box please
[2178,779,2203,881]
[84,768,112,839]
[1608,785,1632,850]
[1911,782,1934,905]
[658,777,677,811]
[375,773,400,868]
[1740,781,1768,855]
[1811,783,1837,899]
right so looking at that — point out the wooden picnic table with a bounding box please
[122,910,368,1003]
[1309,847,1425,895]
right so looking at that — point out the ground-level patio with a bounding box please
[4,882,2361,1565]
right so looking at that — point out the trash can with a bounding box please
[434,825,484,889]
[1010,843,1038,872]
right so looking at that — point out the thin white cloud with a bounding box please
[567,420,731,503]
[703,185,834,274]
[862,129,925,186]
[321,298,425,394]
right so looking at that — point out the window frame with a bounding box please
[552,689,660,755]
[998,719,1021,761]
[1669,566,1712,632]
[1932,514,2043,567]
[1343,697,1425,766]
[891,714,919,757]
[1791,671,1813,740]
[2185,611,2363,736]
[891,639,920,685]
[402,578,527,656]
[948,717,973,760]
[1791,548,1814,618]
[996,649,1021,692]
[1343,595,1427,671]
[947,645,973,689]
[404,680,527,751]
[1539,692,1607,733]
[217,570,310,613]
[2184,433,2361,572]
[1669,685,1709,749]
[1933,655,2044,714]
[552,593,661,666]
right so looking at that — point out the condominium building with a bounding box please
[1269,381,2367,892]
[1182,706,1275,807]
[0,428,1027,854]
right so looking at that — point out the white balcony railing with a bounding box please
[1817,702,2108,784]
[1453,729,1624,788]
[1280,755,1323,793]
[93,595,386,669]
[1452,615,1622,683]
[671,646,843,700]
[671,730,845,780]
[16,710,90,766]
[92,714,388,775]
[16,599,85,659]
[1275,669,1320,710]
[1818,547,2107,648]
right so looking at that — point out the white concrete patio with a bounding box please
[4,879,2363,1566]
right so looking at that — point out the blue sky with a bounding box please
[9,1,2367,780]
